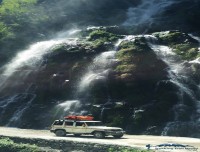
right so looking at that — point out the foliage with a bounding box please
[0,137,40,152]
[0,22,14,41]
[0,0,47,24]
[0,0,37,16]
[0,0,48,45]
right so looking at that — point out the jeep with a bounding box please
[50,119,125,139]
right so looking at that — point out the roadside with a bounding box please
[0,127,199,152]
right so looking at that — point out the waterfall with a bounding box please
[0,29,80,126]
[53,100,82,119]
[0,29,80,92]
[54,38,130,118]
[123,0,178,26]
[188,34,200,64]
[146,34,200,136]
[78,51,117,93]
[54,39,123,117]
[0,84,37,127]
[77,37,135,94]
[0,29,80,91]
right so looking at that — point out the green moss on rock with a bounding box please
[88,30,123,50]
[115,36,152,76]
[154,31,200,60]
[172,44,199,60]
[154,31,185,44]
[88,30,120,41]
[115,64,136,73]
[119,37,150,53]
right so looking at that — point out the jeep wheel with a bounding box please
[55,130,66,137]
[113,134,123,138]
[93,132,105,139]
[74,134,81,137]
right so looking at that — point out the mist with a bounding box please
[38,0,141,30]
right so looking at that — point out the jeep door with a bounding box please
[64,121,74,132]
[73,122,87,133]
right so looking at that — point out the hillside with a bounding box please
[0,0,200,137]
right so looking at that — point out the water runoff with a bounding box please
[0,29,80,127]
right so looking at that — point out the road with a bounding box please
[0,127,200,151]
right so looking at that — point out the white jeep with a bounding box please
[50,119,125,139]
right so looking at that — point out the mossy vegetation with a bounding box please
[88,30,122,50]
[88,30,121,42]
[172,44,199,60]
[154,31,200,60]
[154,31,184,44]
[115,36,152,74]
[0,137,40,152]
[0,0,48,42]
[115,64,136,73]
[119,37,150,52]
[0,22,14,41]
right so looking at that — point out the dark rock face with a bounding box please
[0,27,200,137]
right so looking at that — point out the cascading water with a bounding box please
[77,36,134,96]
[123,0,178,26]
[188,34,200,64]
[0,29,80,127]
[53,37,132,119]
[145,34,200,137]
[53,100,82,118]
[78,51,117,93]
[0,30,79,91]
[54,39,124,118]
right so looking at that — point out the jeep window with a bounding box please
[65,122,74,126]
[53,120,64,125]
[76,122,85,127]
[85,122,103,126]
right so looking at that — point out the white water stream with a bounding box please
[145,34,200,136]
[0,30,79,89]
[0,29,80,126]
[55,37,136,117]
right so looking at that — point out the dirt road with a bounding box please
[0,127,200,151]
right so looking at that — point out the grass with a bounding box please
[0,137,40,152]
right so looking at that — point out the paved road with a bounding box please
[0,127,200,151]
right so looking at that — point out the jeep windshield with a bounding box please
[85,121,103,126]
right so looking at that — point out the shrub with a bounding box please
[0,138,40,152]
